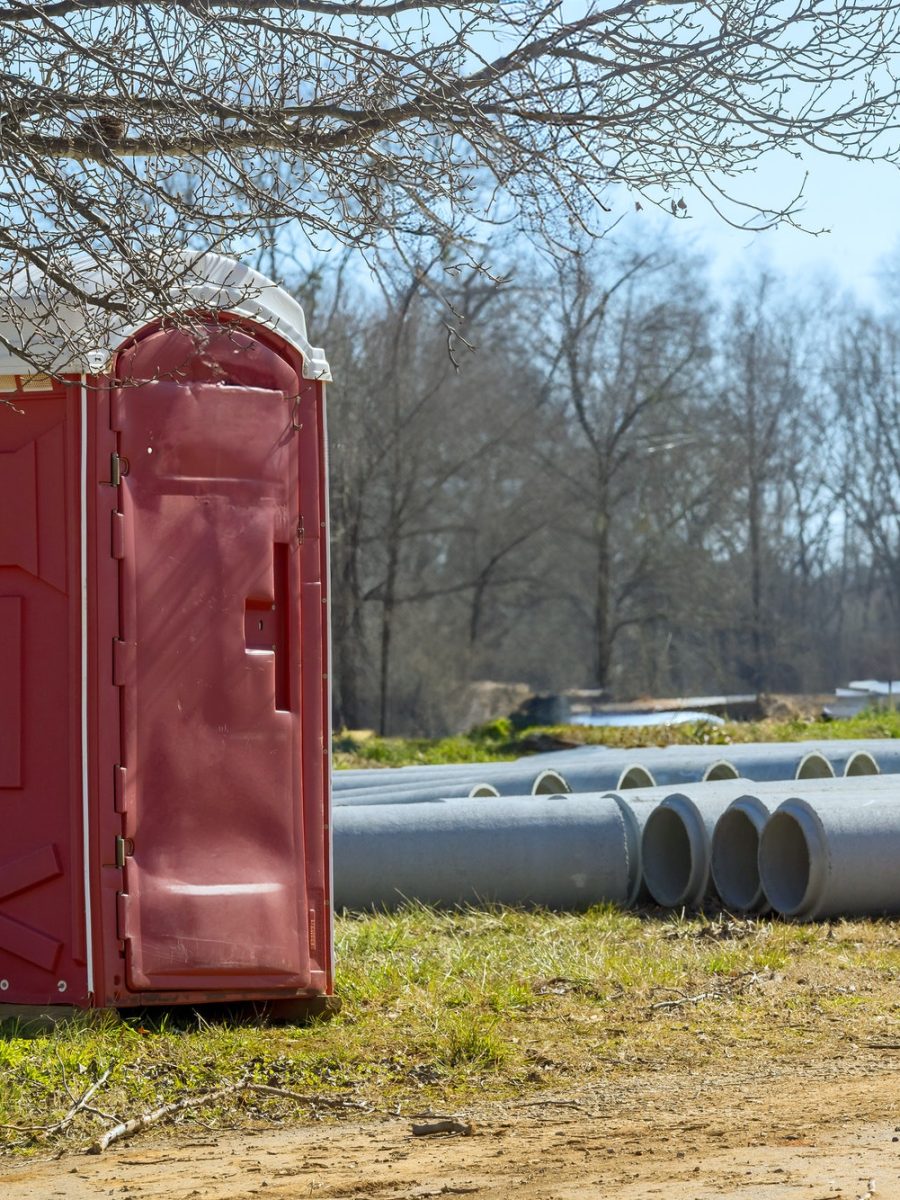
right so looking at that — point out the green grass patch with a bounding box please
[333,710,900,769]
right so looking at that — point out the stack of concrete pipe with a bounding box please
[332,749,900,919]
[334,739,893,806]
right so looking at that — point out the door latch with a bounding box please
[114,836,134,868]
[107,452,129,487]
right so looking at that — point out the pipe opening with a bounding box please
[532,769,568,795]
[795,751,834,780]
[703,760,739,782]
[618,765,656,789]
[759,811,810,915]
[642,806,692,907]
[844,751,879,777]
[469,784,500,798]
[711,808,761,910]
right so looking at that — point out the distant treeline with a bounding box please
[287,239,900,735]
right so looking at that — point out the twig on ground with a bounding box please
[411,1119,475,1137]
[649,990,722,1011]
[244,1084,370,1110]
[512,1098,589,1111]
[648,971,759,1011]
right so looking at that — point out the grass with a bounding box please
[3,715,899,1155]
[2,906,899,1155]
[333,710,900,769]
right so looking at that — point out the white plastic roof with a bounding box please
[0,250,331,381]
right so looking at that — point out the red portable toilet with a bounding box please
[0,253,334,1018]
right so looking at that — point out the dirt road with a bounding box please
[3,1054,898,1199]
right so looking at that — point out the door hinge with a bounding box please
[113,765,127,814]
[112,639,135,686]
[111,511,125,559]
[297,516,305,544]
[116,891,131,941]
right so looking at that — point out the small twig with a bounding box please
[80,1103,122,1123]
[244,1084,369,1110]
[512,1098,588,1111]
[649,990,722,1011]
[48,1067,115,1136]
[54,1047,77,1106]
[411,1119,474,1137]
[648,971,759,1011]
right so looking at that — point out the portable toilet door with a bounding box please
[0,371,86,1009]
[0,255,334,1016]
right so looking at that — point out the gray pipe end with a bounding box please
[844,751,879,777]
[758,801,827,919]
[795,751,835,780]
[703,759,740,782]
[532,769,569,795]
[642,796,707,908]
[469,784,500,797]
[711,796,770,912]
[618,765,656,790]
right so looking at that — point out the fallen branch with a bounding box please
[87,1081,370,1153]
[0,1066,115,1144]
[411,1119,474,1137]
[88,1085,245,1154]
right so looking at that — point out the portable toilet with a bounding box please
[0,253,334,1019]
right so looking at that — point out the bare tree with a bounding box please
[2,0,900,369]
[538,243,710,689]
[829,312,900,671]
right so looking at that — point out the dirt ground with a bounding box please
[3,1051,898,1199]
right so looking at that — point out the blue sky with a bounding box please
[635,151,900,306]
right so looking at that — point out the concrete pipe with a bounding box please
[712,745,834,782]
[333,764,497,790]
[790,739,900,776]
[331,781,500,806]
[708,779,892,913]
[549,761,656,791]
[842,751,880,776]
[710,796,773,912]
[484,767,570,795]
[759,791,900,919]
[333,767,568,804]
[616,748,734,786]
[669,776,900,913]
[332,794,634,911]
[642,791,742,908]
[702,760,741,781]
[603,793,665,905]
